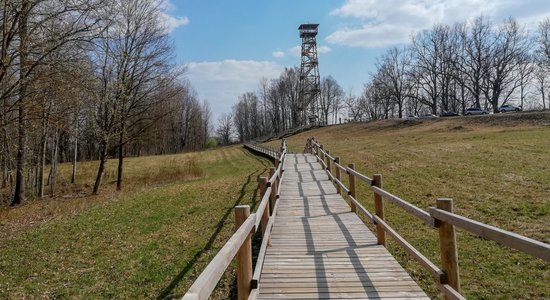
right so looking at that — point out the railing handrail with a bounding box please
[182,213,256,300]
[429,207,550,262]
[182,140,287,300]
[305,137,550,300]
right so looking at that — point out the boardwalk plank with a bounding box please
[257,154,427,299]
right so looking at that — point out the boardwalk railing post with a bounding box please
[436,198,461,298]
[235,205,252,300]
[258,176,269,236]
[320,145,325,169]
[326,151,332,176]
[335,157,341,194]
[373,174,386,246]
[314,143,319,156]
[348,163,357,213]
[269,167,277,214]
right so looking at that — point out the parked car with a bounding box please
[440,111,460,117]
[464,107,488,115]
[405,115,418,120]
[418,113,437,119]
[498,104,521,113]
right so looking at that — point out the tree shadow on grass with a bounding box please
[157,167,265,299]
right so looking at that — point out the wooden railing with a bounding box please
[182,140,287,300]
[304,137,550,300]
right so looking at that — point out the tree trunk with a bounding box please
[2,157,7,189]
[50,128,59,196]
[116,123,124,191]
[12,0,29,206]
[542,84,546,110]
[93,141,108,195]
[38,116,47,198]
[519,82,525,109]
[71,127,78,184]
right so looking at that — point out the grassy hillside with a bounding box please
[269,112,550,299]
[0,146,270,299]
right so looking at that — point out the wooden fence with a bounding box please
[305,137,550,300]
[182,140,287,300]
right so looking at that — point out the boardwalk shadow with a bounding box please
[294,160,380,298]
[156,168,264,299]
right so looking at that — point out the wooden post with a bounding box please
[373,174,386,246]
[269,167,277,214]
[258,177,269,236]
[335,157,341,194]
[314,143,318,156]
[348,163,356,213]
[235,205,252,300]
[326,151,332,176]
[437,198,460,297]
[275,158,280,170]
[320,145,325,169]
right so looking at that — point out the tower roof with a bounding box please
[299,24,319,38]
[298,24,319,30]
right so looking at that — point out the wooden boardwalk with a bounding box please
[257,153,428,299]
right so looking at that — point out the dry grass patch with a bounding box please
[0,151,208,239]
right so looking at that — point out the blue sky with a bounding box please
[162,0,550,121]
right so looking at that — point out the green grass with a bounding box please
[273,116,550,299]
[0,146,270,299]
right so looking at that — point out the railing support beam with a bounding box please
[269,167,277,215]
[373,174,386,246]
[335,157,341,194]
[235,205,252,300]
[326,151,332,177]
[437,198,460,298]
[348,163,356,213]
[258,176,269,238]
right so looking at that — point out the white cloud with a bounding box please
[272,50,285,58]
[159,0,189,33]
[327,0,550,48]
[318,46,332,54]
[185,60,285,120]
[161,14,190,32]
[289,46,301,57]
[327,24,413,48]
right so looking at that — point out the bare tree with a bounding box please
[456,17,493,109]
[534,65,548,109]
[319,76,344,124]
[411,24,454,115]
[536,18,550,109]
[375,47,411,118]
[88,0,180,193]
[515,53,534,109]
[486,18,531,113]
[216,113,233,146]
[3,0,103,205]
